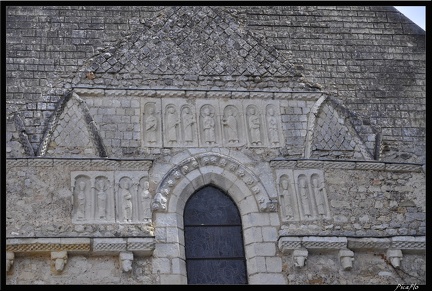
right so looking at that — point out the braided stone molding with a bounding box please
[6,237,155,256]
[295,160,324,168]
[323,161,356,169]
[93,238,127,253]
[302,236,347,249]
[6,158,152,171]
[5,159,28,168]
[13,113,35,156]
[347,237,391,250]
[73,87,323,100]
[385,163,423,172]
[6,238,91,253]
[278,236,426,254]
[391,236,425,250]
[355,162,386,171]
[269,159,423,173]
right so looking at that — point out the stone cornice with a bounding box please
[73,87,324,101]
[6,237,155,256]
[6,158,153,171]
[278,236,426,253]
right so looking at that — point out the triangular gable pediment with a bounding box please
[37,92,107,158]
[76,6,320,91]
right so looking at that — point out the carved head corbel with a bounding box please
[51,251,68,273]
[6,251,14,272]
[293,248,308,268]
[387,249,403,268]
[119,252,134,272]
[339,249,355,270]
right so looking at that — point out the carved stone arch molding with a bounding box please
[150,150,280,284]
[152,152,277,214]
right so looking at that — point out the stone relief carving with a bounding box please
[200,104,218,146]
[143,102,161,147]
[279,174,300,221]
[246,104,263,146]
[119,177,133,222]
[266,104,280,147]
[72,175,91,221]
[277,169,331,222]
[71,171,150,223]
[222,105,240,145]
[165,104,180,146]
[180,105,197,146]
[141,98,283,148]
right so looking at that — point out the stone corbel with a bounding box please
[339,249,354,270]
[292,248,308,268]
[119,251,134,272]
[51,251,68,273]
[386,249,403,268]
[6,251,14,272]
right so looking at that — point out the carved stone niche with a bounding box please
[115,171,152,224]
[276,169,331,223]
[71,171,115,224]
[71,171,151,224]
[142,97,284,148]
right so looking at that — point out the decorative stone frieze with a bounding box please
[71,171,151,224]
[141,97,285,148]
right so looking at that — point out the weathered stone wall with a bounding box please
[5,5,426,285]
[5,6,426,163]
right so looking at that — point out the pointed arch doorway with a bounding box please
[184,185,248,284]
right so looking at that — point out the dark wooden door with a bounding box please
[184,186,248,284]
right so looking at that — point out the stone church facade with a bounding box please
[5,6,425,285]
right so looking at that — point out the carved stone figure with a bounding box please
[223,107,239,144]
[248,107,261,145]
[76,181,86,219]
[280,177,294,220]
[140,178,151,220]
[311,174,326,217]
[145,106,157,144]
[202,106,216,145]
[182,106,195,144]
[298,176,312,218]
[267,107,279,146]
[96,179,108,219]
[166,106,179,145]
[152,192,167,211]
[119,178,133,222]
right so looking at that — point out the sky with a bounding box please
[394,6,426,30]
